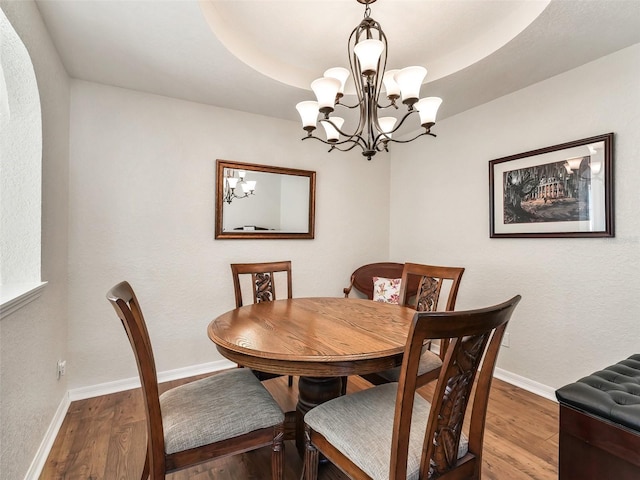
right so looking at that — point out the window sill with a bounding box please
[0,282,48,320]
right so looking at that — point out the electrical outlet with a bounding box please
[56,360,67,379]
[501,333,510,348]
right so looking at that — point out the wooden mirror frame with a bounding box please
[215,159,316,240]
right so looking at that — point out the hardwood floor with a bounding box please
[41,373,558,479]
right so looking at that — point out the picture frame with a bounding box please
[489,133,614,238]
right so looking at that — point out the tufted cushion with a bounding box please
[376,349,443,383]
[160,368,284,455]
[555,354,640,432]
[305,383,468,480]
[373,277,402,304]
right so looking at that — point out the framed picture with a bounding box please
[489,133,614,238]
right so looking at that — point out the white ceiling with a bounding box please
[34,0,640,125]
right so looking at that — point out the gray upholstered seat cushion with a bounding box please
[305,383,468,480]
[160,368,284,455]
[377,349,443,382]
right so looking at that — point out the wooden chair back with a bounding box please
[399,263,465,363]
[344,262,420,300]
[231,261,292,308]
[398,262,465,312]
[106,281,164,477]
[389,295,520,480]
[390,295,521,479]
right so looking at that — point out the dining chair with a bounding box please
[303,295,521,480]
[231,260,294,386]
[345,262,402,299]
[107,281,285,480]
[342,262,424,301]
[360,262,465,388]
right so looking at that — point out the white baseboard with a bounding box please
[27,359,235,479]
[494,367,557,402]
[24,392,71,480]
[68,359,235,401]
[428,344,556,401]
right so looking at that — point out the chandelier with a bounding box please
[223,168,256,204]
[295,0,442,161]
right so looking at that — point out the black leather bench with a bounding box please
[555,354,640,479]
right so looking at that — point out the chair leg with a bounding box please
[272,425,285,480]
[340,376,347,395]
[288,375,293,387]
[303,426,320,480]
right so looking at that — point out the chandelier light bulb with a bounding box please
[415,97,442,126]
[311,77,341,114]
[226,177,239,189]
[394,66,427,105]
[354,39,384,76]
[382,69,401,99]
[296,101,320,131]
[321,117,344,142]
[324,67,350,96]
[378,116,397,139]
[244,180,257,193]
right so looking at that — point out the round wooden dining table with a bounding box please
[208,297,416,451]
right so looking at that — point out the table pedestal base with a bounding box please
[295,376,343,454]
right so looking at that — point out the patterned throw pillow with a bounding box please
[372,277,402,304]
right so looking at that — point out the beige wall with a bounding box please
[0,1,70,478]
[2,2,639,477]
[67,80,391,389]
[390,43,640,391]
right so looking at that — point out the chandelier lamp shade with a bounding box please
[223,168,256,204]
[295,0,442,161]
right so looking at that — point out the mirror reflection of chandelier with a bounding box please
[223,169,256,204]
[295,0,442,161]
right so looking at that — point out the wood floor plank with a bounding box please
[48,400,115,479]
[40,374,558,479]
[104,421,147,480]
[483,428,558,480]
[486,414,557,466]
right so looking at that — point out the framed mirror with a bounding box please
[215,160,316,239]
